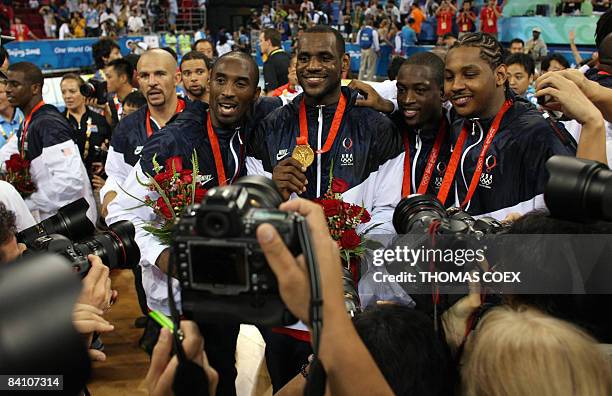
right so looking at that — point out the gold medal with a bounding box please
[292,136,315,168]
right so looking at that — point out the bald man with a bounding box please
[106,51,283,395]
[101,49,187,217]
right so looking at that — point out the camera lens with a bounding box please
[545,156,612,222]
[79,82,95,98]
[17,198,95,246]
[73,221,140,270]
[200,212,231,238]
[234,175,283,209]
[393,194,447,233]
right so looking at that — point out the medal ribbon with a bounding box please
[401,118,447,198]
[299,94,347,154]
[20,100,45,157]
[206,112,244,187]
[145,98,186,138]
[437,99,512,207]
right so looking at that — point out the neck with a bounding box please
[420,109,444,132]
[116,84,133,102]
[305,84,341,106]
[477,90,506,120]
[268,46,280,55]
[599,63,612,74]
[23,96,43,116]
[149,95,178,128]
[0,106,14,121]
[68,105,87,122]
[209,111,237,130]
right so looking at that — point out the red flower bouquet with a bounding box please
[3,153,36,198]
[127,152,207,245]
[314,169,375,276]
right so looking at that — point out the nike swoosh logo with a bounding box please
[277,152,289,161]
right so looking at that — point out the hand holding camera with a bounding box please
[72,303,114,362]
[77,254,117,311]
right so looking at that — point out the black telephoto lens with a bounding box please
[73,220,140,271]
[79,82,96,98]
[234,175,284,209]
[393,194,447,233]
[545,156,612,222]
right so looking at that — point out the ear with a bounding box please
[494,64,508,88]
[341,53,350,74]
[174,70,182,86]
[253,86,261,101]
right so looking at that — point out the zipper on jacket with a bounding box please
[316,106,324,197]
[412,130,422,194]
[458,120,484,210]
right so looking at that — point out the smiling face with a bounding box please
[208,56,260,128]
[444,46,507,118]
[136,50,181,109]
[60,78,86,112]
[181,59,209,100]
[397,64,443,128]
[297,32,343,105]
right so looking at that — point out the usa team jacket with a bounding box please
[448,95,576,219]
[1,105,97,222]
[247,87,405,234]
[106,98,282,313]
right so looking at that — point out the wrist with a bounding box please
[581,111,604,128]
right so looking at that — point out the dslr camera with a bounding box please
[17,198,140,277]
[174,176,307,326]
[80,78,108,105]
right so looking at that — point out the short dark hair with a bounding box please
[541,53,570,72]
[0,46,8,66]
[302,25,345,57]
[262,28,282,47]
[510,38,525,47]
[161,47,178,61]
[595,8,612,49]
[194,38,217,56]
[450,32,505,70]
[212,51,259,88]
[180,50,212,71]
[60,72,85,86]
[352,305,455,395]
[8,62,43,87]
[403,51,446,88]
[123,90,146,109]
[92,38,120,69]
[387,56,406,80]
[505,53,535,76]
[0,202,16,247]
[106,58,134,82]
[442,32,456,40]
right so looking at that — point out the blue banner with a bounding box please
[5,36,143,70]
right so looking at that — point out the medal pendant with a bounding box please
[292,136,315,168]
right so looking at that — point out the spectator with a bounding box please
[216,35,232,57]
[442,32,457,48]
[386,0,402,25]
[358,15,380,81]
[462,306,612,396]
[424,0,439,18]
[179,50,211,103]
[400,17,417,55]
[505,53,537,105]
[71,12,86,38]
[121,90,146,117]
[260,28,290,95]
[60,74,112,192]
[457,1,477,38]
[0,79,23,149]
[436,0,456,39]
[92,38,122,82]
[58,18,73,40]
[272,52,301,102]
[299,0,314,15]
[128,7,144,34]
[509,37,525,54]
[261,5,274,28]
[409,3,426,35]
[168,0,178,31]
[313,7,330,25]
[525,27,548,71]
[10,17,38,41]
[39,5,57,38]
[479,0,502,39]
[105,58,136,125]
[194,38,216,60]
[541,53,570,73]
[100,7,118,28]
[84,2,100,36]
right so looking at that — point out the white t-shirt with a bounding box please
[0,181,36,231]
[216,42,232,57]
[58,23,71,39]
[128,15,144,32]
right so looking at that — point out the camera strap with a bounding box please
[299,93,346,154]
[401,118,447,197]
[437,99,512,207]
[145,98,186,138]
[20,100,45,157]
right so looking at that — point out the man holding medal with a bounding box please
[443,33,575,218]
[3,62,97,222]
[248,25,404,234]
[106,51,282,396]
[101,49,187,218]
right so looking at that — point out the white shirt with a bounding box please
[400,0,413,14]
[127,15,144,32]
[216,42,232,57]
[0,181,36,231]
[58,23,71,39]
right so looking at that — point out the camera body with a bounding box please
[80,79,108,105]
[175,178,302,326]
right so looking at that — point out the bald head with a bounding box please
[136,48,181,110]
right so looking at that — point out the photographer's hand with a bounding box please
[256,199,393,396]
[145,321,218,396]
[92,175,106,192]
[72,303,114,362]
[272,158,308,201]
[77,255,117,311]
